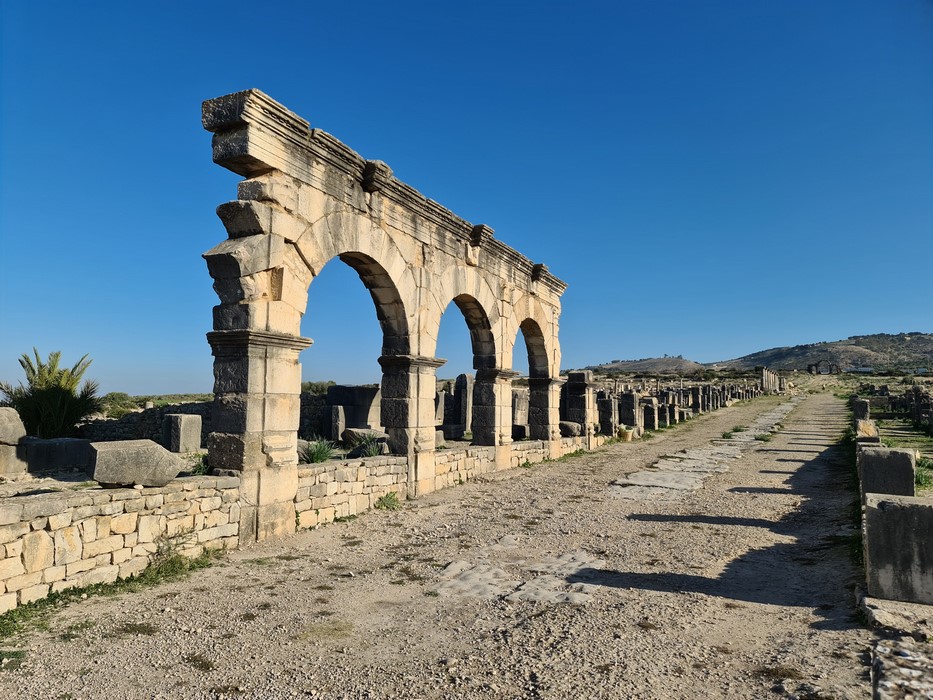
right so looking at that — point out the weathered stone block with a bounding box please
[864,493,933,604]
[82,534,124,558]
[855,419,880,443]
[110,512,139,535]
[559,421,582,437]
[55,526,83,564]
[162,414,202,453]
[0,504,24,528]
[19,583,49,605]
[21,437,91,471]
[858,446,915,499]
[21,530,53,573]
[0,556,26,580]
[90,440,182,487]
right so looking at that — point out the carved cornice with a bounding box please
[203,89,568,298]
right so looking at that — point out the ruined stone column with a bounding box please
[597,391,619,437]
[641,397,659,430]
[528,377,562,458]
[619,391,642,431]
[562,371,597,449]
[472,369,517,447]
[378,354,445,496]
[207,329,311,542]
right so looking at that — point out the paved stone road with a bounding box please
[0,393,875,699]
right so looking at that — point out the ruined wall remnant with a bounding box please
[201,89,567,541]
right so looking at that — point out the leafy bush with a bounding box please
[300,438,335,464]
[0,349,102,438]
[101,391,141,419]
[301,380,336,395]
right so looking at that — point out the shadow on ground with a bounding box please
[571,408,860,630]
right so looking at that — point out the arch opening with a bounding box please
[299,252,412,452]
[435,294,497,446]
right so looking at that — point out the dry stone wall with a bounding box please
[0,476,238,612]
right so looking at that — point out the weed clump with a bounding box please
[374,492,402,511]
[300,438,335,464]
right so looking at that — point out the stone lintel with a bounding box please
[207,329,312,355]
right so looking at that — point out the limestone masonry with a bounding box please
[201,89,568,540]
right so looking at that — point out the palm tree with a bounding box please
[0,349,103,438]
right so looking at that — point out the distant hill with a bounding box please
[713,332,933,372]
[585,332,933,374]
[586,356,706,374]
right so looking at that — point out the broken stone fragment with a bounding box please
[0,407,27,476]
[559,421,583,438]
[89,439,183,487]
[341,428,390,446]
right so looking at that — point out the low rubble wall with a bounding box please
[0,476,239,612]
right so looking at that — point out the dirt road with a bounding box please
[0,392,873,699]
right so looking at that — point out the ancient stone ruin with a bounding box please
[0,91,789,613]
[201,89,567,540]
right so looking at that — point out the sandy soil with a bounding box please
[0,392,876,699]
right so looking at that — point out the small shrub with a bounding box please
[754,433,772,442]
[188,453,210,476]
[731,425,746,433]
[357,434,382,458]
[300,438,335,464]
[721,431,733,439]
[374,492,402,511]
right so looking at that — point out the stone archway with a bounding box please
[202,89,567,540]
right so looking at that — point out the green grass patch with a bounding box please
[916,458,933,492]
[754,433,772,442]
[721,431,733,439]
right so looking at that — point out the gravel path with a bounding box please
[0,392,874,699]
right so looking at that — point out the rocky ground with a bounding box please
[0,393,883,699]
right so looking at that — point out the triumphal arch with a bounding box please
[202,90,566,539]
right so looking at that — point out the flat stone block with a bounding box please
[162,414,202,453]
[864,493,933,605]
[21,437,91,471]
[90,440,183,487]
[858,446,915,499]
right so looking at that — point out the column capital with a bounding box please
[476,368,521,382]
[378,354,447,371]
[207,329,312,355]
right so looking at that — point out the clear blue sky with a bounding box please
[1,1,930,394]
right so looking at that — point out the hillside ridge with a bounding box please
[586,332,933,374]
